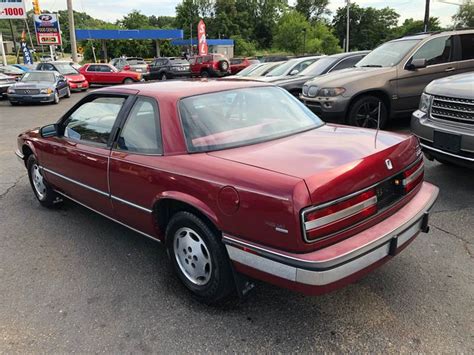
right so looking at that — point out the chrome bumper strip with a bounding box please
[420,143,474,162]
[15,150,24,162]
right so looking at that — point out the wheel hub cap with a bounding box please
[32,164,46,200]
[173,227,212,286]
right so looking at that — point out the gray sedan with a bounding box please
[7,71,70,106]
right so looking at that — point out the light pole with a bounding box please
[67,0,78,62]
[346,0,350,52]
[423,0,430,32]
[302,28,307,55]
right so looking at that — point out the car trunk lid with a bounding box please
[208,124,421,205]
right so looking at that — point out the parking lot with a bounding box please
[0,94,473,352]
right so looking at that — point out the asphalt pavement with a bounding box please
[0,93,472,353]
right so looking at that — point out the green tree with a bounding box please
[231,35,257,56]
[174,0,201,39]
[149,16,176,28]
[394,17,442,37]
[118,10,150,29]
[332,4,399,50]
[295,0,330,21]
[274,10,340,54]
[453,1,474,28]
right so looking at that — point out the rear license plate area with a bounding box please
[433,131,461,153]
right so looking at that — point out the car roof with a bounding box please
[95,79,274,101]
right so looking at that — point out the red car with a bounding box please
[189,54,230,78]
[16,81,438,304]
[78,63,143,85]
[229,57,260,75]
[37,62,89,92]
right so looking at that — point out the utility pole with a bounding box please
[67,0,78,62]
[423,0,430,32]
[0,32,7,65]
[346,0,350,52]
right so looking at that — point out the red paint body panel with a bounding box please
[16,80,438,295]
[79,64,142,85]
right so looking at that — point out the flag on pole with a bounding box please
[20,30,33,64]
[198,19,208,55]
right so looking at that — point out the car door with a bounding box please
[109,96,163,236]
[40,94,132,216]
[456,32,474,74]
[54,72,68,96]
[85,65,99,83]
[395,35,458,113]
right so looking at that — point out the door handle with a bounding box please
[445,67,456,72]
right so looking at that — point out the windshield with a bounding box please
[236,64,261,76]
[21,72,55,82]
[356,39,420,67]
[179,87,323,153]
[266,59,298,76]
[300,57,336,76]
[54,63,78,75]
[251,62,283,76]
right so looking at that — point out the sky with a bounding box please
[28,0,462,27]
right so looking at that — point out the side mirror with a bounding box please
[290,69,299,76]
[407,58,427,70]
[40,124,58,138]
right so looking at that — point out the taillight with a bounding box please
[303,189,378,240]
[401,159,424,193]
[147,64,150,72]
[123,65,131,71]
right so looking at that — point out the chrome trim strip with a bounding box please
[223,182,439,269]
[15,150,24,159]
[403,164,424,186]
[304,196,377,230]
[54,190,161,243]
[226,219,421,286]
[111,195,153,213]
[43,167,109,197]
[420,143,474,162]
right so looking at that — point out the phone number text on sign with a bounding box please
[0,1,27,19]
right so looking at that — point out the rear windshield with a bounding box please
[127,58,146,65]
[179,87,323,152]
[170,59,189,64]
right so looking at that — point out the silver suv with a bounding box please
[411,72,474,168]
[301,30,474,128]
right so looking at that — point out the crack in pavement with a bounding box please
[0,174,27,199]
[431,224,473,258]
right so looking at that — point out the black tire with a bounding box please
[436,158,455,166]
[123,78,134,84]
[347,95,388,128]
[200,70,210,78]
[65,86,71,98]
[9,101,19,106]
[166,211,235,304]
[160,72,168,81]
[26,155,62,208]
[218,60,229,72]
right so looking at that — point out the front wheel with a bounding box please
[27,155,62,208]
[347,95,388,128]
[123,78,134,84]
[166,211,235,304]
[65,86,71,98]
[160,73,167,81]
[200,70,210,78]
[52,90,60,104]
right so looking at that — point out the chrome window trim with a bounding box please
[54,190,161,243]
[304,196,377,230]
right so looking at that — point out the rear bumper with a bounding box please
[224,182,439,295]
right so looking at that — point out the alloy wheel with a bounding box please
[31,163,47,200]
[355,100,382,128]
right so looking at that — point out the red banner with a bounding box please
[198,19,208,55]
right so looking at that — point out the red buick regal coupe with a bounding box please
[16,80,439,303]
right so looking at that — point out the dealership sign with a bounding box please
[0,0,27,19]
[34,14,62,45]
[198,19,208,55]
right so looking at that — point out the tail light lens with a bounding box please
[303,189,378,240]
[123,65,131,71]
[401,159,424,193]
[147,64,150,72]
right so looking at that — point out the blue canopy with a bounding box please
[171,39,234,46]
[75,29,184,40]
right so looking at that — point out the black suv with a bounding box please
[145,57,191,81]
